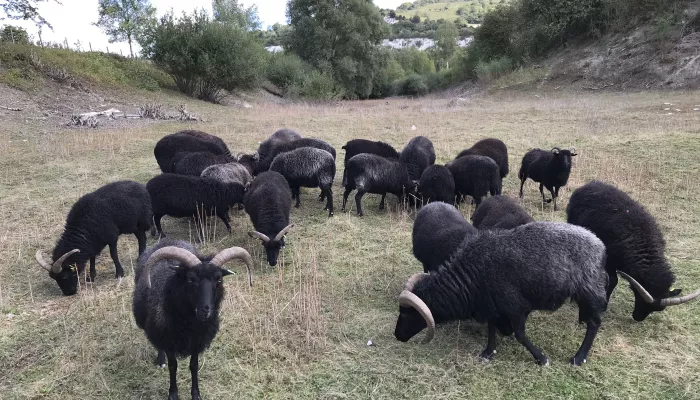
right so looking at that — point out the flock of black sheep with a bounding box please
[33,128,700,400]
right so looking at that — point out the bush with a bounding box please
[266,52,309,89]
[288,69,344,100]
[401,74,429,96]
[0,25,30,44]
[474,56,514,82]
[148,10,267,102]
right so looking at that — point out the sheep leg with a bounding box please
[87,256,96,282]
[519,178,526,198]
[318,190,325,202]
[605,270,618,301]
[539,184,552,204]
[190,352,201,400]
[552,186,560,211]
[217,212,232,233]
[166,352,179,400]
[474,196,482,207]
[108,243,124,278]
[379,194,386,210]
[355,190,366,217]
[324,187,334,217]
[293,187,301,208]
[512,317,549,366]
[153,214,166,238]
[135,230,147,255]
[479,321,498,361]
[569,314,602,366]
[156,349,166,368]
[342,188,352,212]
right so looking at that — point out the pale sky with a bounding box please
[8,0,404,55]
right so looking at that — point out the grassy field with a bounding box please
[395,0,508,23]
[1,90,700,399]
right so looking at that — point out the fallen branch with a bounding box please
[68,108,121,128]
[582,83,614,90]
[0,105,23,111]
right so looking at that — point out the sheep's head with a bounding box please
[143,246,253,322]
[35,249,81,296]
[237,152,260,176]
[618,271,700,321]
[551,147,577,170]
[394,273,435,344]
[248,224,294,267]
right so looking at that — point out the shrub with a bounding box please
[475,56,514,82]
[0,25,30,44]
[288,70,345,100]
[148,10,267,102]
[266,52,309,90]
[402,74,429,96]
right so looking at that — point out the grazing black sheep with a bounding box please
[154,130,231,173]
[567,181,700,321]
[447,155,502,206]
[412,202,476,273]
[235,153,259,176]
[35,181,152,296]
[342,154,419,217]
[400,136,436,180]
[269,147,336,217]
[244,171,294,266]
[519,147,577,211]
[418,164,455,204]
[201,162,253,188]
[341,139,400,186]
[147,174,245,238]
[456,138,509,178]
[471,195,533,230]
[171,151,233,176]
[257,128,302,161]
[133,239,253,400]
[254,138,336,175]
[395,222,608,366]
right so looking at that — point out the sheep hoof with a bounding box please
[159,363,166,369]
[544,199,553,204]
[357,212,364,217]
[479,349,496,361]
[569,356,586,366]
[328,212,334,217]
[294,204,301,209]
[168,392,178,400]
[86,275,95,283]
[538,357,550,367]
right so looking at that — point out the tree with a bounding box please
[434,21,458,70]
[94,0,156,58]
[285,0,389,98]
[0,24,30,43]
[212,0,260,31]
[1,0,56,28]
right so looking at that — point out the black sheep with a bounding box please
[418,164,455,204]
[244,171,294,266]
[567,181,700,321]
[257,128,302,161]
[519,147,577,211]
[341,139,400,186]
[447,155,502,206]
[35,181,152,296]
[342,153,419,217]
[254,137,336,175]
[147,174,245,238]
[395,222,608,366]
[171,151,232,176]
[400,136,436,180]
[133,239,253,400]
[269,147,336,217]
[456,138,509,178]
[471,195,533,230]
[412,202,476,272]
[154,130,231,173]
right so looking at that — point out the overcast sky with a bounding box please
[8,0,404,54]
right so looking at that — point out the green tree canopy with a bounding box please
[212,0,260,30]
[0,24,30,43]
[434,21,458,70]
[1,0,56,28]
[94,0,157,58]
[285,0,389,99]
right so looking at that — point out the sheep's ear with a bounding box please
[252,152,260,161]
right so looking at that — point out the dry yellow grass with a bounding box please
[1,90,700,399]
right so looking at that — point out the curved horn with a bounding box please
[273,224,295,242]
[210,247,254,288]
[569,147,577,154]
[399,290,435,344]
[143,246,201,288]
[248,231,270,243]
[551,147,560,154]
[35,250,53,272]
[660,288,700,307]
[51,249,80,274]
[404,272,429,292]
[618,271,655,304]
